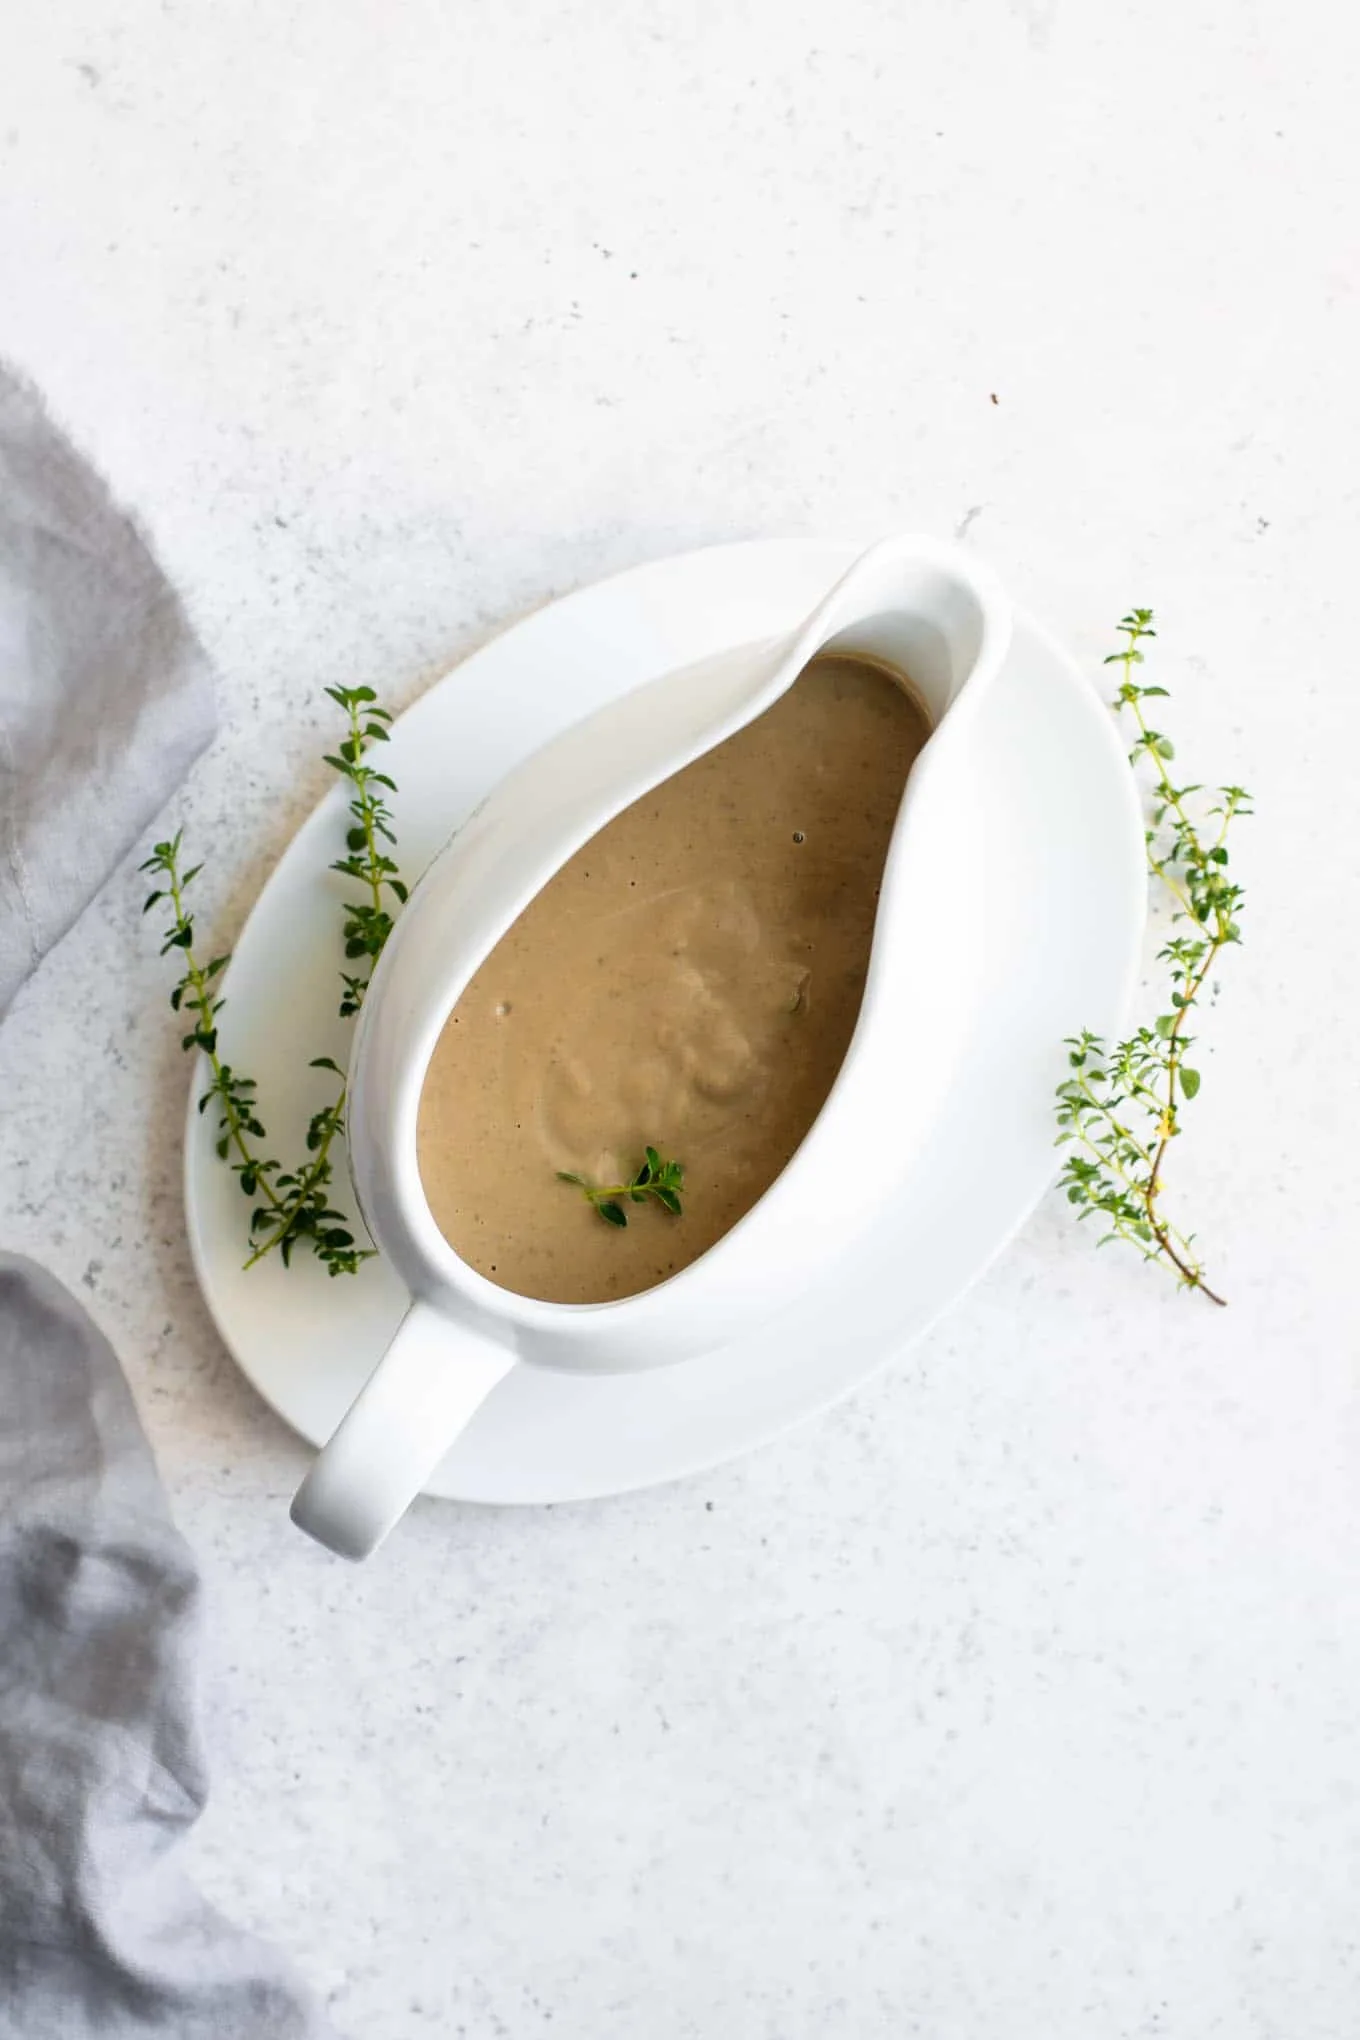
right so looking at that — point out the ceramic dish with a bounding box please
[184,538,1144,1504]
[294,534,1019,1555]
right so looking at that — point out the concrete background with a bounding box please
[2,3,1358,2033]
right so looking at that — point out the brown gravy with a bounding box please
[416,654,929,1304]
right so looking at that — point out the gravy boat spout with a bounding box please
[292,534,1012,1557]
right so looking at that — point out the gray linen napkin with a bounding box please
[0,1255,334,2040]
[0,360,215,1010]
[0,370,335,2035]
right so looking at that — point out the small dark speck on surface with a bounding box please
[989,392,999,405]
[1256,517,1270,533]
[955,504,984,541]
[73,61,101,87]
[81,1259,103,1290]
[705,1500,714,1511]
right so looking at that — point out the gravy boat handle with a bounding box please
[290,1304,514,1559]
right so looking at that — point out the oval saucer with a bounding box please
[184,538,1143,1505]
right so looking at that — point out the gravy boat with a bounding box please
[292,535,1011,1557]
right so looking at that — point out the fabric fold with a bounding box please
[0,359,215,1011]
[0,1253,335,2040]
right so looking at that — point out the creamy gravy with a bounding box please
[416,654,930,1304]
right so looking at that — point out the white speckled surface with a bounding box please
[2,4,1359,2034]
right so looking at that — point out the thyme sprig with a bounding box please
[1055,610,1251,1304]
[558,1147,685,1229]
[145,685,405,1276]
[143,836,370,1274]
[324,686,407,1018]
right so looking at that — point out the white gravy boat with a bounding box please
[292,535,1011,1557]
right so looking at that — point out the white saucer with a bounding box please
[184,539,1143,1505]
